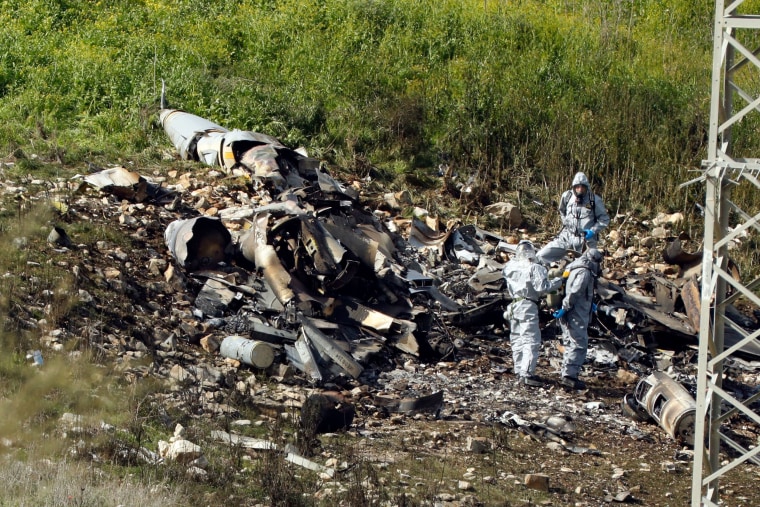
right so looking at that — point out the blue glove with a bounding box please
[552,308,567,319]
[592,303,598,313]
[584,229,595,240]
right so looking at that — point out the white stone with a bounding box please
[166,439,202,463]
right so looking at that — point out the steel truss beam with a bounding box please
[691,1,760,505]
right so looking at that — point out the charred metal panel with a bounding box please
[598,279,696,336]
[411,286,462,312]
[374,390,444,415]
[301,393,355,435]
[654,276,676,314]
[194,278,243,317]
[316,168,356,198]
[302,317,363,379]
[355,222,397,259]
[409,217,451,253]
[447,228,481,264]
[444,298,507,328]
[299,217,343,275]
[328,298,395,332]
[293,334,323,383]
[393,331,420,356]
[248,321,297,344]
[468,266,505,292]
[406,270,462,312]
[164,217,232,271]
[322,220,382,272]
[296,216,359,292]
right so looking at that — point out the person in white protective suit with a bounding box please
[502,240,564,387]
[552,247,603,390]
[537,172,610,265]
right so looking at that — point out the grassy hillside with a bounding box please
[0,0,735,217]
[2,2,760,505]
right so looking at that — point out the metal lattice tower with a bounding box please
[690,1,760,505]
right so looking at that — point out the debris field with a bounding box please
[5,102,760,505]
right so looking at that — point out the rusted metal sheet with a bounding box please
[681,277,701,336]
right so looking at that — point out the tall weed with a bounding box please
[0,0,754,216]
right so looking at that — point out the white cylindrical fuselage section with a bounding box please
[220,336,275,369]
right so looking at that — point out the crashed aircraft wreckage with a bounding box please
[158,90,433,381]
[71,86,760,441]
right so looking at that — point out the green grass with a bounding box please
[0,0,743,217]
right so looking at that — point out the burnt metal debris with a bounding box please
[623,371,697,445]
[74,94,760,445]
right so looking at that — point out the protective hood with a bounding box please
[565,247,602,276]
[514,240,537,262]
[571,172,590,189]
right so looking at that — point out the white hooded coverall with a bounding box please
[558,248,602,379]
[503,248,563,378]
[537,172,610,265]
